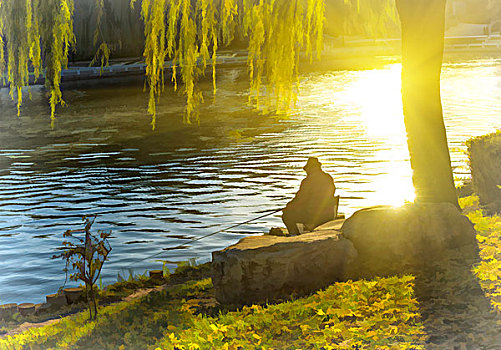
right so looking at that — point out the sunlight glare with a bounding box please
[295,63,418,212]
[342,64,406,141]
[370,150,416,207]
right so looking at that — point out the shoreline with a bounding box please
[2,39,499,89]
[0,181,480,318]
[1,193,500,349]
[0,262,212,337]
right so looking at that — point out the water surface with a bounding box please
[0,57,500,304]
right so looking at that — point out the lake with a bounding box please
[0,56,500,304]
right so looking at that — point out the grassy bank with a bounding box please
[459,195,501,313]
[1,195,500,349]
[0,276,426,349]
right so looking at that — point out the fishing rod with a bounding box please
[127,206,284,266]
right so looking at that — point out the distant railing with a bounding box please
[0,52,249,88]
[323,34,501,47]
[2,35,499,88]
[445,34,501,49]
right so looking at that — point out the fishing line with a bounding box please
[124,207,283,267]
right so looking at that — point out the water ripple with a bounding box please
[0,59,499,303]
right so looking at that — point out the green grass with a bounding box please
[1,195,500,349]
[0,276,426,350]
[158,276,426,350]
[0,279,215,350]
[459,195,501,313]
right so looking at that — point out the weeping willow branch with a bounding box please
[0,0,325,128]
[343,0,398,37]
[0,2,4,87]
[90,0,111,72]
[242,0,325,113]
[0,0,75,126]
[0,0,41,116]
[137,0,325,129]
[45,0,75,127]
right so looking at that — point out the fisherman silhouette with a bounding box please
[282,157,336,235]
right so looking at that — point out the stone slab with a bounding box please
[341,203,479,279]
[212,227,357,305]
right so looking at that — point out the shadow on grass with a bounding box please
[413,259,501,349]
[74,281,217,350]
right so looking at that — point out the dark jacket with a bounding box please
[285,168,336,228]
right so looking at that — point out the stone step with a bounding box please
[211,222,357,305]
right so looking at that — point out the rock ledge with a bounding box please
[211,224,356,305]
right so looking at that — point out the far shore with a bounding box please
[1,35,499,89]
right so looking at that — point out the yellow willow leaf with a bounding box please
[221,0,237,45]
[1,0,327,125]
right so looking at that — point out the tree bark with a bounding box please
[396,0,459,207]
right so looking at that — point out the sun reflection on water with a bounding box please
[299,63,415,208]
[0,58,498,304]
[343,64,415,206]
[341,64,406,139]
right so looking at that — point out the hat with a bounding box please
[303,157,321,171]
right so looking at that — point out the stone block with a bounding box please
[149,270,163,280]
[18,303,36,316]
[0,303,17,319]
[212,227,357,305]
[46,293,67,308]
[341,203,479,279]
[64,287,84,304]
[468,131,501,211]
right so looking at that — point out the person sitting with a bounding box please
[282,157,336,235]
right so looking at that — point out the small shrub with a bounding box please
[53,215,112,320]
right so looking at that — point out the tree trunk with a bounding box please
[91,286,98,319]
[86,282,92,320]
[396,0,459,207]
